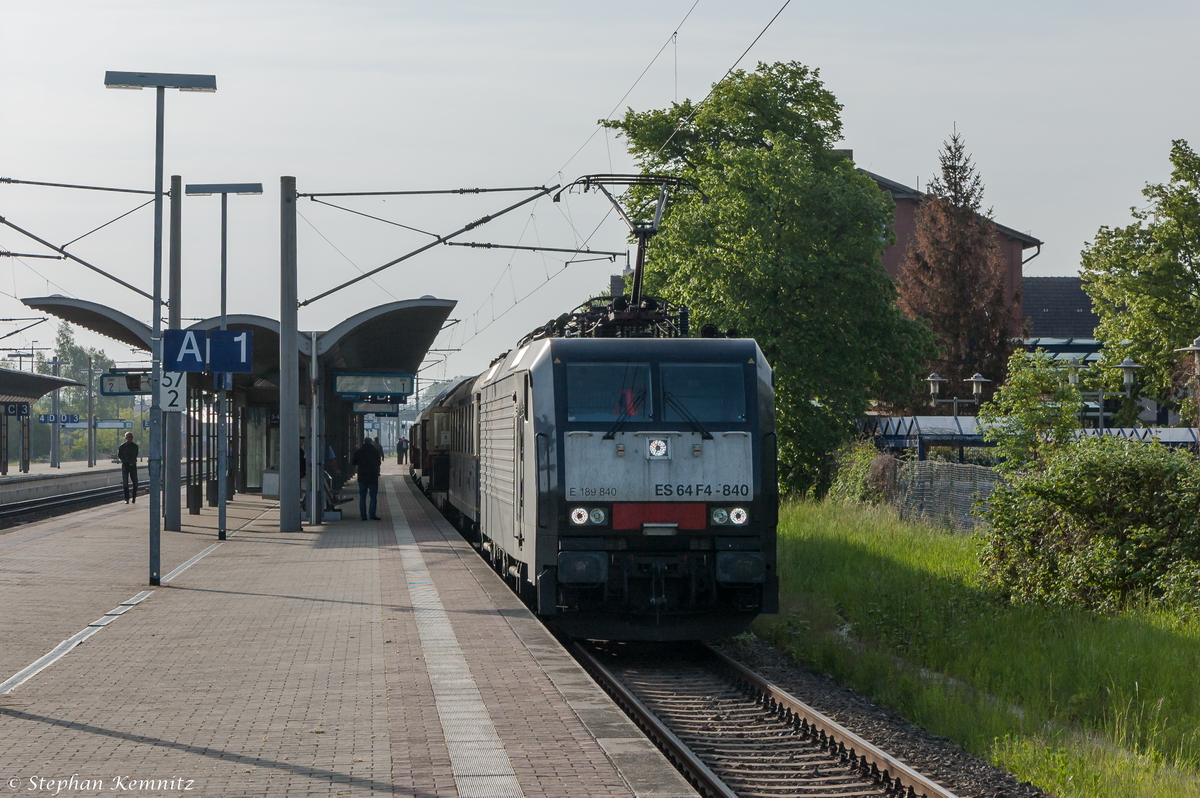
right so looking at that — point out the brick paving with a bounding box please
[0,472,697,797]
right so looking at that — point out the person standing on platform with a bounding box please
[398,437,408,465]
[118,432,139,504]
[352,436,383,521]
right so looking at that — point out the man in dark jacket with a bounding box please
[351,436,383,521]
[118,432,139,503]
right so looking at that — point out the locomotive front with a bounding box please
[545,338,778,640]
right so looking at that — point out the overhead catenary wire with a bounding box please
[440,0,794,365]
[0,318,47,342]
[295,209,398,301]
[456,263,574,348]
[440,2,712,357]
[0,177,154,196]
[551,0,702,181]
[0,251,64,260]
[443,241,623,258]
[300,185,557,306]
[0,238,76,299]
[654,0,794,158]
[298,185,550,198]
[0,216,153,302]
[307,198,440,238]
[60,198,155,250]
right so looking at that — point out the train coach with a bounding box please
[413,331,778,641]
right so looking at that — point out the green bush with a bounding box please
[826,439,880,504]
[981,437,1200,610]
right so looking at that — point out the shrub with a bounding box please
[827,440,883,504]
[980,437,1200,610]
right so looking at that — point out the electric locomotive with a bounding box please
[415,174,779,640]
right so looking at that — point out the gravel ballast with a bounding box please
[712,635,1053,798]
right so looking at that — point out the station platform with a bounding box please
[0,465,697,798]
[0,460,125,504]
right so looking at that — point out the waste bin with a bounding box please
[261,468,279,500]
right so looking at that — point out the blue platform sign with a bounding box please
[38,414,80,424]
[163,329,253,373]
[163,329,207,372]
[208,330,253,373]
[3,403,30,416]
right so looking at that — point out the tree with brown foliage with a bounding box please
[897,132,1017,406]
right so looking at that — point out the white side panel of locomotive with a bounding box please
[563,430,753,502]
[480,375,518,550]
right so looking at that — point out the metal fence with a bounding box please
[890,459,1003,531]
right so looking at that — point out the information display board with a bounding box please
[334,374,413,398]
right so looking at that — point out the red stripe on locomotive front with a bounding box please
[612,503,707,530]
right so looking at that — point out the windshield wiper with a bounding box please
[602,388,647,440]
[662,391,713,440]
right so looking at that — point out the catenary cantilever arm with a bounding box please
[0,215,156,302]
[299,185,558,307]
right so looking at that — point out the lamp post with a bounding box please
[1067,357,1142,430]
[925,372,990,417]
[185,182,262,541]
[1174,337,1200,431]
[105,71,216,586]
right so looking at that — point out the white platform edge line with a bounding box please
[0,626,100,694]
[2,525,236,695]
[162,541,222,582]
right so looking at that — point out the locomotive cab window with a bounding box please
[565,363,652,422]
[660,363,747,423]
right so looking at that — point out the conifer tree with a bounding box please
[897,132,1017,405]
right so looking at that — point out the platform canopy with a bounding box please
[23,295,456,397]
[22,296,153,352]
[318,296,456,375]
[0,365,80,403]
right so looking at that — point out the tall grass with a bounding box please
[756,501,1200,797]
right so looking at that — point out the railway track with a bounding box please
[0,481,148,524]
[574,641,957,798]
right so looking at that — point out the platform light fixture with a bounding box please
[106,69,216,587]
[926,372,987,417]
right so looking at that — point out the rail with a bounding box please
[0,481,148,521]
[573,641,958,798]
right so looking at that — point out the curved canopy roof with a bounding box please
[319,297,456,375]
[184,315,296,397]
[24,295,457,396]
[0,366,81,403]
[22,296,152,351]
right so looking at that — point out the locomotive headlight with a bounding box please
[647,438,669,459]
[729,508,749,525]
[711,508,729,525]
[589,508,607,525]
[570,507,590,525]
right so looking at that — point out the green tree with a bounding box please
[977,349,1081,471]
[1081,139,1200,409]
[603,61,935,493]
[32,322,128,462]
[897,132,1018,400]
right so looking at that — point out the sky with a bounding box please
[2,0,1198,381]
